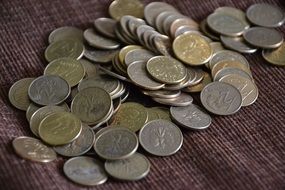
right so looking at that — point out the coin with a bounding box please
[220,36,257,54]
[110,102,148,132]
[152,93,193,107]
[13,136,56,162]
[128,61,165,90]
[155,11,177,34]
[214,67,253,81]
[39,112,82,145]
[54,124,95,157]
[184,72,212,93]
[170,104,212,130]
[200,82,242,115]
[104,153,150,181]
[80,59,98,78]
[118,45,143,66]
[199,19,220,41]
[262,42,285,66]
[152,107,172,121]
[109,0,144,20]
[170,17,199,38]
[125,49,155,66]
[94,127,138,160]
[152,34,172,56]
[246,3,285,27]
[71,87,112,125]
[147,56,187,84]
[45,39,84,62]
[48,26,83,43]
[64,156,107,186]
[84,45,119,64]
[243,27,283,49]
[211,60,251,78]
[210,42,225,55]
[84,28,120,50]
[139,119,183,156]
[173,33,212,65]
[219,74,259,106]
[94,17,117,38]
[9,78,34,111]
[44,58,85,87]
[174,26,202,38]
[142,89,181,99]
[28,75,70,106]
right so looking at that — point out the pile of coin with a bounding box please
[9,0,285,186]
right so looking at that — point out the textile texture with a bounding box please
[0,0,285,190]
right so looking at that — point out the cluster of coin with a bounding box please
[9,0,285,187]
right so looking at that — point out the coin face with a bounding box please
[63,156,107,186]
[152,35,172,56]
[48,26,83,43]
[246,3,285,27]
[152,93,193,107]
[200,19,220,41]
[211,60,251,78]
[94,127,138,160]
[110,102,148,132]
[243,27,283,49]
[13,136,57,162]
[109,0,144,20]
[45,39,84,62]
[125,49,155,66]
[139,119,183,156]
[262,42,285,66]
[147,56,187,84]
[173,33,212,65]
[104,153,150,181]
[71,87,112,125]
[84,45,119,64]
[54,124,95,157]
[170,104,211,130]
[39,112,82,145]
[9,78,34,110]
[200,82,242,115]
[94,17,117,38]
[220,36,257,54]
[44,58,85,87]
[28,75,70,106]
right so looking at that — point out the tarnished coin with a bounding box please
[219,74,258,106]
[64,157,107,186]
[118,45,143,65]
[84,45,119,64]
[84,28,120,50]
[142,89,181,99]
[30,105,69,137]
[200,19,220,41]
[152,107,172,121]
[173,33,212,65]
[139,119,183,156]
[207,13,248,37]
[220,36,257,54]
[184,72,212,93]
[94,18,117,38]
[200,82,242,115]
[28,75,70,106]
[243,27,283,49]
[174,26,202,38]
[152,34,172,56]
[262,42,285,66]
[71,87,112,125]
[105,153,150,181]
[211,60,251,78]
[80,59,98,78]
[246,3,285,27]
[39,112,82,145]
[147,56,187,84]
[210,42,225,55]
[155,11,177,34]
[170,104,212,130]
[48,26,83,44]
[13,136,56,162]
[94,127,138,160]
[152,93,193,107]
[125,49,155,66]
[54,124,95,157]
[109,0,144,20]
[170,17,199,38]
[214,67,253,81]
[45,39,84,62]
[110,102,148,132]
[44,58,85,87]
[9,78,34,111]
[128,61,165,90]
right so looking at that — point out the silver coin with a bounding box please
[220,36,257,54]
[174,26,202,38]
[120,89,129,102]
[246,3,285,27]
[26,103,41,121]
[79,59,98,78]
[139,119,183,156]
[200,19,220,41]
[92,105,114,130]
[119,16,138,41]
[243,27,283,49]
[155,11,176,33]
[152,34,172,56]
[200,82,242,115]
[125,49,155,66]
[214,67,253,81]
[127,17,146,38]
[142,89,181,99]
[94,17,117,38]
[127,61,165,90]
[54,124,95,157]
[104,153,150,181]
[113,98,121,114]
[84,45,119,63]
[210,42,225,56]
[28,75,70,106]
[163,69,195,91]
[48,26,83,43]
[162,13,185,35]
[207,13,248,37]
[63,156,107,186]
[98,66,131,82]
[170,104,211,130]
[94,127,138,160]
[152,93,193,107]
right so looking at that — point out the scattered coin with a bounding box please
[94,17,117,38]
[79,59,98,77]
[152,93,193,107]
[109,0,144,20]
[84,45,119,64]
[125,49,155,66]
[48,26,83,43]
[262,42,285,66]
[214,67,253,81]
[220,36,257,54]
[142,89,181,99]
[211,60,251,78]
[184,72,212,93]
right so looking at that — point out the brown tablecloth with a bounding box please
[1,0,285,189]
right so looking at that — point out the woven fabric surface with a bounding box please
[0,0,285,190]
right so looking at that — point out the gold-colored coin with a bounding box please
[119,45,143,68]
[39,112,82,145]
[110,102,148,132]
[184,72,212,93]
[148,107,172,122]
[9,78,35,111]
[79,59,98,78]
[262,42,285,66]
[173,33,213,65]
[44,39,84,62]
[211,60,251,78]
[44,58,85,87]
[109,0,144,21]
